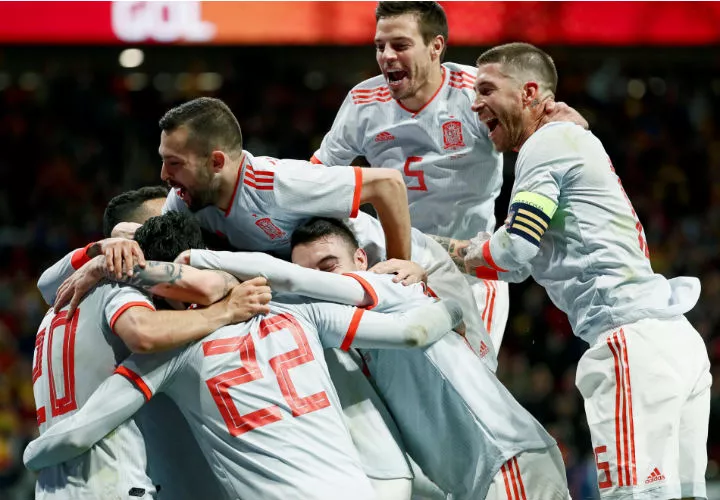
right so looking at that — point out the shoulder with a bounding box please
[517,122,595,174]
[443,62,477,108]
[347,74,392,108]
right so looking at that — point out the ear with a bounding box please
[210,150,225,173]
[430,35,445,61]
[354,247,368,271]
[522,81,540,108]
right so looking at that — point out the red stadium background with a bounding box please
[0,2,718,499]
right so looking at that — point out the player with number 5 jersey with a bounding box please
[466,43,711,499]
[313,2,587,352]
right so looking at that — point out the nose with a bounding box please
[471,97,484,113]
[379,46,397,63]
[160,162,170,182]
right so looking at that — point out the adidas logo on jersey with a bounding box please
[374,131,395,142]
[645,467,665,484]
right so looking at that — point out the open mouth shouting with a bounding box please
[169,181,192,206]
[386,69,409,90]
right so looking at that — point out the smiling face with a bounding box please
[374,13,441,104]
[291,234,368,275]
[159,126,220,212]
[471,63,528,153]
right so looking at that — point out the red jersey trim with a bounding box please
[343,273,379,310]
[396,67,447,116]
[340,308,365,351]
[482,240,508,273]
[110,302,156,334]
[115,366,153,401]
[70,242,95,270]
[310,155,323,165]
[224,156,245,217]
[350,167,363,218]
[475,266,499,280]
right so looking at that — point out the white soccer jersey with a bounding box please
[24,299,462,500]
[37,244,94,305]
[163,153,496,366]
[484,122,700,345]
[31,283,156,499]
[342,272,556,500]
[313,62,503,240]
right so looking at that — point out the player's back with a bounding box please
[314,62,503,239]
[347,272,556,499]
[31,283,156,499]
[515,122,699,343]
[161,299,375,500]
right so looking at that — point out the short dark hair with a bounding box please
[134,211,205,262]
[476,42,558,95]
[291,217,359,251]
[103,185,169,238]
[159,97,243,157]
[376,2,448,59]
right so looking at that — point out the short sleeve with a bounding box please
[116,346,191,401]
[312,93,364,167]
[103,285,155,335]
[273,161,363,219]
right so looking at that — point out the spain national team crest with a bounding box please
[442,120,465,150]
[255,217,286,240]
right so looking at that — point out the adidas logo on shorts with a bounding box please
[645,467,665,484]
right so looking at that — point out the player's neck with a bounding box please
[216,152,245,212]
[513,112,545,152]
[398,65,444,112]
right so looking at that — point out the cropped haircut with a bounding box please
[476,42,558,95]
[376,1,449,59]
[291,217,360,252]
[134,211,205,262]
[159,97,243,158]
[103,185,169,238]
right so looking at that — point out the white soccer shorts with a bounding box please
[324,348,413,480]
[485,445,571,500]
[576,316,711,500]
[470,278,510,354]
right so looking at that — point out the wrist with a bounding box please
[86,242,102,258]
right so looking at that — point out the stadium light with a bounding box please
[119,48,144,68]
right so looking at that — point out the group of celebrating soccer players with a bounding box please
[24,2,710,500]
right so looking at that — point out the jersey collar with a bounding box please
[395,66,447,117]
[223,153,247,218]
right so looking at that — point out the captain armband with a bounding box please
[505,191,557,247]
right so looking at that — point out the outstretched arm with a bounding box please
[23,375,145,471]
[188,250,371,307]
[315,299,464,351]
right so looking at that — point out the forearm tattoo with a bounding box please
[105,261,184,292]
[429,234,468,273]
[209,269,240,297]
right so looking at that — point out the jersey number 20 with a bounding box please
[203,313,330,437]
[32,311,80,425]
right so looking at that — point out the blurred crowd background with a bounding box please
[0,16,719,500]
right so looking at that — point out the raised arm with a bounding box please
[23,375,145,471]
[188,249,371,306]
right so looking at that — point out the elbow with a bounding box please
[122,319,160,354]
[402,323,430,348]
[365,169,406,203]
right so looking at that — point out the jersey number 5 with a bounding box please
[403,156,428,191]
[204,313,330,437]
[32,311,80,425]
